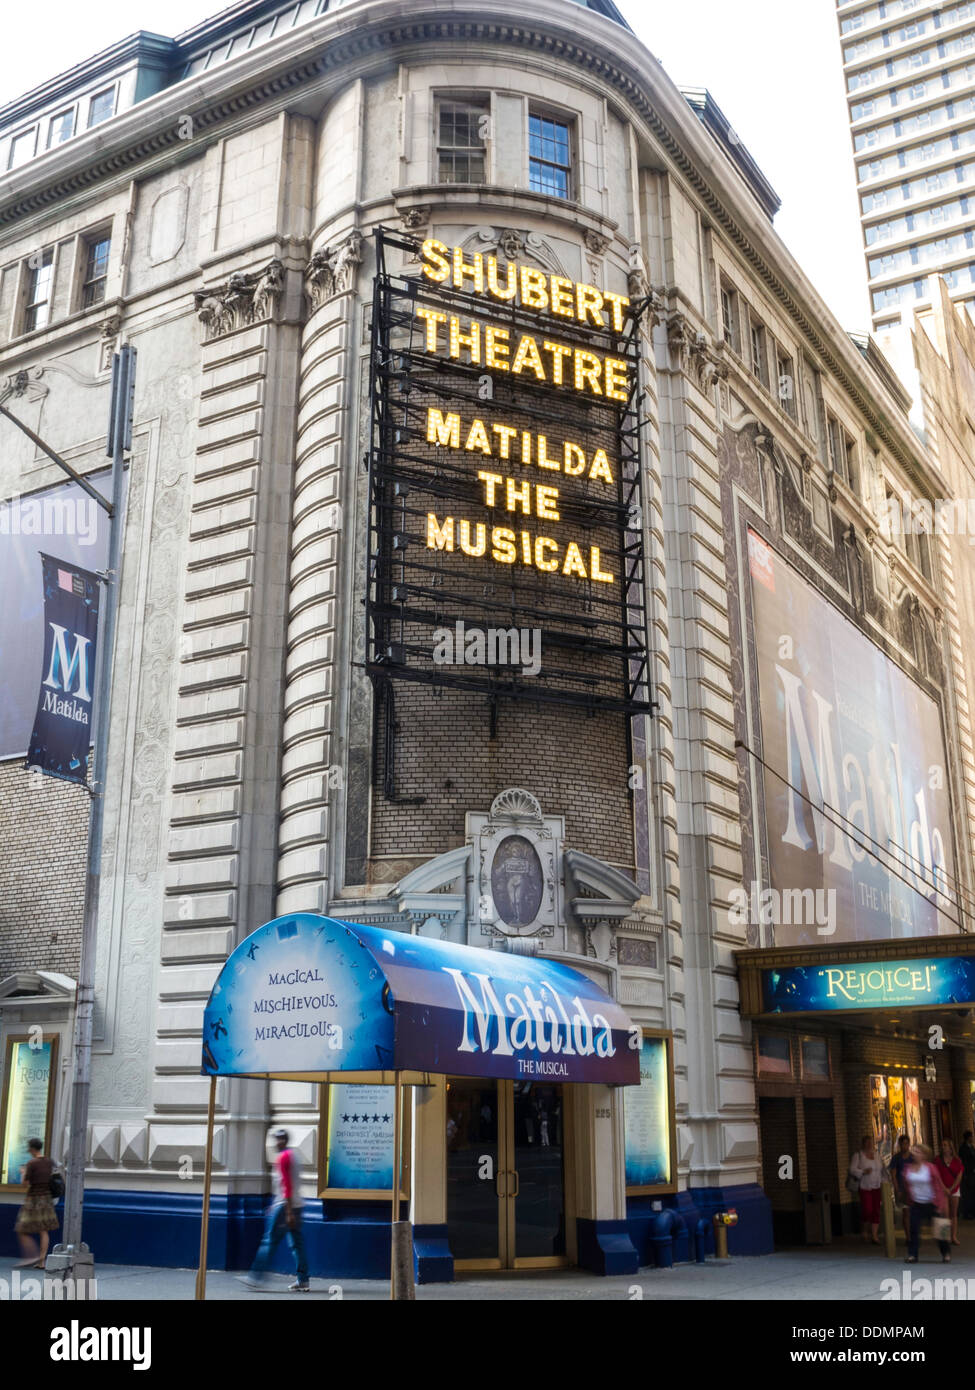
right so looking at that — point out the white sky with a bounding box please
[0,0,872,332]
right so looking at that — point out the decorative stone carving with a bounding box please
[665,309,727,392]
[583,229,610,281]
[627,245,650,301]
[305,231,363,310]
[195,258,284,339]
[498,227,524,260]
[489,787,543,823]
[666,311,694,374]
[0,366,48,404]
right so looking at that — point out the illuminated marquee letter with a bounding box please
[416,306,446,352]
[519,266,549,311]
[420,238,451,282]
[452,247,484,292]
[426,514,455,551]
[486,256,517,300]
[427,409,461,449]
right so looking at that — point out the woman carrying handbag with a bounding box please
[902,1144,951,1264]
[848,1134,884,1245]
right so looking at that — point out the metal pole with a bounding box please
[390,1071,402,1300]
[54,346,135,1276]
[195,1075,217,1301]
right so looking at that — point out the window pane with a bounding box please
[437,101,488,185]
[25,249,54,332]
[758,1035,792,1075]
[529,160,568,197]
[88,88,115,128]
[82,236,111,308]
[801,1038,830,1079]
[47,109,75,148]
[9,128,37,169]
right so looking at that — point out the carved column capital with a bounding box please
[304,230,363,311]
[194,258,284,340]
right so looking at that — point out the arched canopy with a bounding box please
[202,914,639,1085]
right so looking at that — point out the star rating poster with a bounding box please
[326,1084,395,1191]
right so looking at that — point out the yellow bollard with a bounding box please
[713,1209,738,1260]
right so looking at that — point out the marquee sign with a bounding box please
[366,226,651,712]
[762,954,975,1014]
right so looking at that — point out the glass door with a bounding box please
[446,1077,505,1267]
[447,1077,569,1270]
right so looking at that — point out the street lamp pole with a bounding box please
[0,346,135,1281]
[54,344,135,1280]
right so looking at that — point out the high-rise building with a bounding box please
[838,0,975,335]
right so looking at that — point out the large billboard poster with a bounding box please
[748,530,955,945]
[0,474,111,760]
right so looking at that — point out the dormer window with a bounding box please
[87,87,115,129]
[8,126,37,170]
[47,108,75,149]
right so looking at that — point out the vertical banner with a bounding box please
[1,1038,56,1184]
[25,554,100,785]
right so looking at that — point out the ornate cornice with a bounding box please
[194,258,283,340]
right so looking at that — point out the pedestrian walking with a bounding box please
[960,1131,975,1221]
[848,1134,883,1245]
[239,1128,309,1292]
[14,1137,59,1269]
[934,1137,964,1246]
[902,1144,951,1264]
[888,1134,912,1243]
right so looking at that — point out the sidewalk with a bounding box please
[3,1229,973,1300]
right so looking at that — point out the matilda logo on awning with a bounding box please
[25,554,101,786]
[443,968,617,1067]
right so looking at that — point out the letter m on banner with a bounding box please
[25,554,101,785]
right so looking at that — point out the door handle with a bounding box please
[496,1167,507,1198]
[509,1169,519,1198]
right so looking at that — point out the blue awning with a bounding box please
[202,914,639,1085]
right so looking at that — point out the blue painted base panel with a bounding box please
[0,1183,774,1276]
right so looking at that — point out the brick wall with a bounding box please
[0,758,88,978]
[370,681,635,867]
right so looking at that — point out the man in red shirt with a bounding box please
[240,1128,309,1291]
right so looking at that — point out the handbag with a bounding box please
[931,1215,951,1242]
[49,1169,65,1200]
[845,1172,860,1194]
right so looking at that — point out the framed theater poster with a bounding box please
[869,1074,892,1164]
[624,1030,677,1195]
[0,1034,58,1188]
[318,1081,410,1200]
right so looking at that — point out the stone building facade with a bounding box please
[1,0,973,1275]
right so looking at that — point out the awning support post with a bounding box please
[194,1074,217,1301]
[390,1070,415,1300]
